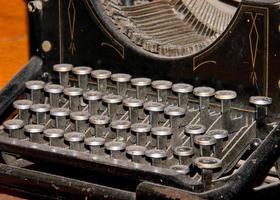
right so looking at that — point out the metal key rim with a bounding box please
[53,63,73,72]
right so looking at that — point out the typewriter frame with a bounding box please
[0,0,280,199]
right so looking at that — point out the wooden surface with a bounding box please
[0,0,29,89]
[0,0,28,199]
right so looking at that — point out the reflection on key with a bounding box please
[102,94,123,120]
[110,120,131,141]
[25,80,45,104]
[194,135,216,157]
[85,137,105,154]
[53,64,73,88]
[70,111,90,133]
[131,123,151,146]
[3,119,25,139]
[145,149,167,167]
[64,87,83,111]
[89,115,110,137]
[44,84,64,108]
[105,141,126,159]
[111,73,131,96]
[185,124,206,147]
[123,98,143,123]
[83,90,102,115]
[172,83,193,108]
[30,104,51,125]
[144,101,164,127]
[249,96,272,139]
[64,132,85,151]
[131,77,151,100]
[13,99,33,125]
[164,105,185,130]
[151,80,172,103]
[151,127,172,150]
[91,69,111,93]
[72,66,92,90]
[208,129,228,158]
[24,124,45,143]
[126,145,146,163]
[50,107,70,129]
[215,90,237,131]
[173,146,194,165]
[193,87,215,127]
[44,128,64,147]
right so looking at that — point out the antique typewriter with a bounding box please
[0,0,280,199]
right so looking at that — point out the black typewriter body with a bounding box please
[1,0,280,199]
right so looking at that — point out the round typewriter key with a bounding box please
[193,156,222,190]
[3,119,25,139]
[64,131,85,151]
[193,87,215,98]
[185,124,206,147]
[44,128,64,147]
[64,87,83,111]
[131,123,152,145]
[105,141,126,159]
[249,96,272,139]
[25,80,45,104]
[172,83,193,108]
[126,145,146,163]
[145,149,167,167]
[44,84,64,108]
[173,146,194,165]
[53,63,73,87]
[70,111,90,133]
[193,87,215,126]
[111,73,132,96]
[164,105,185,129]
[13,99,33,124]
[83,90,102,115]
[194,156,222,170]
[131,77,151,99]
[110,120,131,141]
[170,165,190,175]
[123,98,144,123]
[89,115,110,137]
[208,129,228,158]
[249,96,272,106]
[151,80,172,103]
[102,94,123,120]
[72,66,92,90]
[194,135,216,157]
[215,90,237,101]
[50,107,70,129]
[144,101,164,126]
[30,104,51,125]
[151,126,172,150]
[91,69,112,93]
[215,90,237,130]
[85,137,105,154]
[24,124,45,143]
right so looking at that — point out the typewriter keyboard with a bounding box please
[0,64,274,190]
